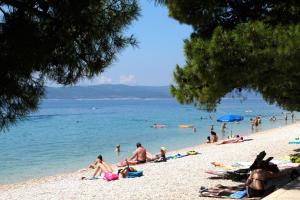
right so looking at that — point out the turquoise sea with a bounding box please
[0,98,296,184]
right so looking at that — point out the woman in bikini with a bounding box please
[91,155,113,177]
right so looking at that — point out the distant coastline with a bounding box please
[45,84,171,99]
[45,84,263,100]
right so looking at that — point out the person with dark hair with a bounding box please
[126,142,147,165]
[210,131,218,143]
[206,136,211,143]
[88,155,102,169]
[91,155,113,178]
[83,154,114,180]
[115,144,121,153]
[246,151,298,198]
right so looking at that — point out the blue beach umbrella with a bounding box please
[217,114,244,137]
[217,114,244,122]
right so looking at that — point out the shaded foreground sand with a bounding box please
[1,123,300,200]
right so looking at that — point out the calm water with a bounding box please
[0,98,295,184]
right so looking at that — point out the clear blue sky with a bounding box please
[49,1,192,87]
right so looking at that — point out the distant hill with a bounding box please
[45,84,171,99]
[45,84,263,100]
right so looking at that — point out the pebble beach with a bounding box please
[1,123,299,200]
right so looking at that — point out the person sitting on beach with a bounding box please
[206,136,211,143]
[210,131,218,143]
[88,155,103,169]
[83,155,113,179]
[125,142,147,165]
[154,147,167,162]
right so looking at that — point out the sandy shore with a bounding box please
[1,123,300,200]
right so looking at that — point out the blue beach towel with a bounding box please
[229,190,247,199]
[166,153,186,160]
[127,170,143,178]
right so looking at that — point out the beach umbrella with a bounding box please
[217,114,244,122]
[217,114,244,137]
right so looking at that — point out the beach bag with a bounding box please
[103,172,119,181]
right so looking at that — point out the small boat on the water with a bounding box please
[152,124,167,128]
[178,124,194,128]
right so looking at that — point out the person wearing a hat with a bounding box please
[153,147,167,162]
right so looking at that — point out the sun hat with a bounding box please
[160,147,167,152]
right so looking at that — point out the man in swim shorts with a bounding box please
[127,142,147,165]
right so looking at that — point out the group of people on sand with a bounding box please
[117,142,167,166]
[85,142,167,179]
[206,131,244,144]
[206,131,218,143]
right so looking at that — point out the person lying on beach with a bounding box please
[219,135,244,145]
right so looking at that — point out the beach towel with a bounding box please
[199,184,246,198]
[229,190,247,199]
[206,168,250,181]
[166,153,186,160]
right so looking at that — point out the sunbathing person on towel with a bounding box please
[219,135,244,144]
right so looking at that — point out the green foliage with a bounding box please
[171,22,300,111]
[157,1,300,111]
[162,0,300,38]
[0,0,139,130]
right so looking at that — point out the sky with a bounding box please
[48,0,192,87]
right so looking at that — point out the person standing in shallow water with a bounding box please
[221,123,226,133]
[115,144,120,153]
[210,124,214,131]
[291,112,295,122]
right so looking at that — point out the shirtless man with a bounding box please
[127,142,147,165]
